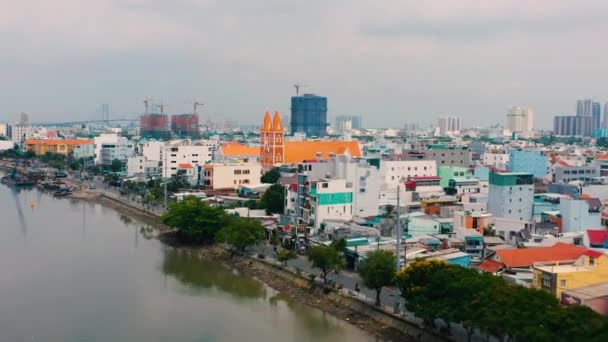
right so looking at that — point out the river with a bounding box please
[0,179,378,342]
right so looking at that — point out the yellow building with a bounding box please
[26,139,92,156]
[533,250,608,299]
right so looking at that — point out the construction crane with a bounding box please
[143,97,152,114]
[159,102,166,115]
[294,83,309,96]
[193,100,203,115]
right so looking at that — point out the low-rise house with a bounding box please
[493,242,588,287]
[453,210,493,234]
[533,251,608,299]
[202,163,262,190]
[406,213,453,237]
[561,282,608,315]
[454,228,484,260]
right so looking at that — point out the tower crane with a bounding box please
[294,83,309,96]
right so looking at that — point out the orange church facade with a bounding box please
[221,112,362,171]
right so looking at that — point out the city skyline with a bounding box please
[3,1,608,128]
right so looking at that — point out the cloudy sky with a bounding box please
[1,0,608,128]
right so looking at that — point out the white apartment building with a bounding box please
[482,151,510,170]
[290,155,383,218]
[202,163,262,190]
[100,137,134,166]
[94,133,120,164]
[73,143,95,160]
[306,178,354,231]
[487,172,534,222]
[127,156,161,177]
[380,160,437,186]
[559,198,602,233]
[162,144,213,178]
[140,140,165,162]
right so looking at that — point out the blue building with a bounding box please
[508,150,549,178]
[291,94,328,137]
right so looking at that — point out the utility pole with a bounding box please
[163,180,168,210]
[395,185,401,272]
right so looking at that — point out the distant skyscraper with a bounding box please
[290,94,328,137]
[506,106,533,137]
[592,102,601,131]
[335,116,353,132]
[335,115,363,132]
[577,99,593,116]
[604,103,608,129]
[351,116,362,129]
[553,115,592,136]
[437,116,462,135]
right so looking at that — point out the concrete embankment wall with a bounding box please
[243,255,447,342]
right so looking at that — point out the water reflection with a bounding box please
[162,249,266,300]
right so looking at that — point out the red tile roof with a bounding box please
[178,163,193,169]
[496,242,587,268]
[583,250,604,258]
[587,230,608,245]
[477,259,504,273]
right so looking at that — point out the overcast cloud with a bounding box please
[1,0,608,128]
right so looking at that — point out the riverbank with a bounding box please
[0,160,444,341]
[172,245,443,342]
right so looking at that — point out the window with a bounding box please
[560,279,567,287]
[590,258,595,266]
[321,183,328,188]
[192,154,198,157]
[171,161,176,163]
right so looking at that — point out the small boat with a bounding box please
[1,169,35,187]
[55,171,68,179]
[53,188,73,197]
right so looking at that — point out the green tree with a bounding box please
[216,217,265,252]
[110,158,124,172]
[307,245,343,285]
[269,232,280,251]
[597,137,608,148]
[261,167,281,183]
[358,250,396,306]
[259,183,285,214]
[167,173,190,192]
[276,249,297,266]
[161,197,230,243]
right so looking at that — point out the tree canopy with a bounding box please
[110,158,125,172]
[216,217,265,252]
[358,250,396,306]
[261,167,281,184]
[259,183,285,215]
[395,259,608,341]
[160,197,230,243]
[307,245,343,285]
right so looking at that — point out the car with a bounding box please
[89,183,96,189]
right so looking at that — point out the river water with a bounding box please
[0,180,378,342]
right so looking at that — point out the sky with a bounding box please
[2,0,608,129]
